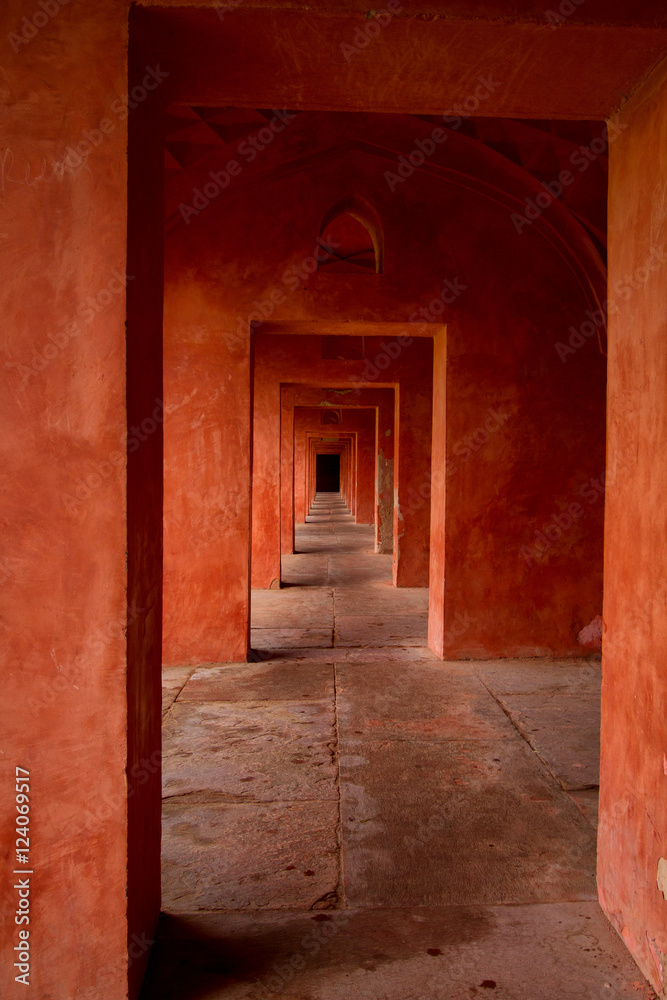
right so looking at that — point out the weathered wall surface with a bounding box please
[293,407,376,524]
[598,61,667,996]
[252,331,433,589]
[441,189,607,658]
[163,110,606,660]
[285,386,395,550]
[0,2,150,997]
[1,3,665,998]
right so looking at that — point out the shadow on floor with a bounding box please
[149,496,656,999]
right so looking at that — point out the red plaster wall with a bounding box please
[280,387,296,554]
[2,6,664,998]
[294,408,376,524]
[294,411,309,525]
[0,3,140,997]
[427,154,607,658]
[135,6,667,123]
[351,410,377,524]
[284,386,395,550]
[429,330,448,655]
[598,62,667,995]
[163,109,606,660]
[162,249,251,664]
[252,332,432,590]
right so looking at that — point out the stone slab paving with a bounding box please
[327,555,391,587]
[162,664,197,716]
[251,627,333,649]
[162,700,337,802]
[569,787,600,829]
[335,613,428,646]
[492,692,601,791]
[335,661,516,742]
[162,800,340,911]
[281,553,330,585]
[243,645,440,664]
[251,588,334,628]
[334,585,429,616]
[477,659,601,792]
[178,660,335,703]
[155,497,650,998]
[140,903,658,1000]
[476,656,602,696]
[339,736,597,908]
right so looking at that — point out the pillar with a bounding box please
[598,62,667,995]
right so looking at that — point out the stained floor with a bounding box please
[144,493,656,999]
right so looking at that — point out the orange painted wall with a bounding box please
[162,236,252,664]
[434,173,607,658]
[163,109,606,661]
[429,329,448,655]
[251,332,433,591]
[0,3,151,997]
[280,387,296,554]
[294,407,376,524]
[598,61,667,995]
[0,4,664,998]
[284,386,395,551]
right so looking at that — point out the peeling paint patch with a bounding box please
[657,858,667,900]
[647,935,667,991]
[376,452,394,553]
[577,614,603,648]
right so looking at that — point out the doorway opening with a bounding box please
[148,59,610,999]
[315,453,341,492]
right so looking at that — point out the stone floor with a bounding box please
[251,493,429,649]
[142,493,656,1000]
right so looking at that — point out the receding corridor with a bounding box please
[8,7,667,995]
[254,491,429,648]
[144,501,655,1000]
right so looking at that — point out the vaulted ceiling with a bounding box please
[163,107,607,254]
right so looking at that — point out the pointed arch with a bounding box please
[318,194,384,274]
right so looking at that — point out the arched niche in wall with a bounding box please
[321,408,342,425]
[318,195,384,274]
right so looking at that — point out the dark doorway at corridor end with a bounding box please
[316,453,340,492]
